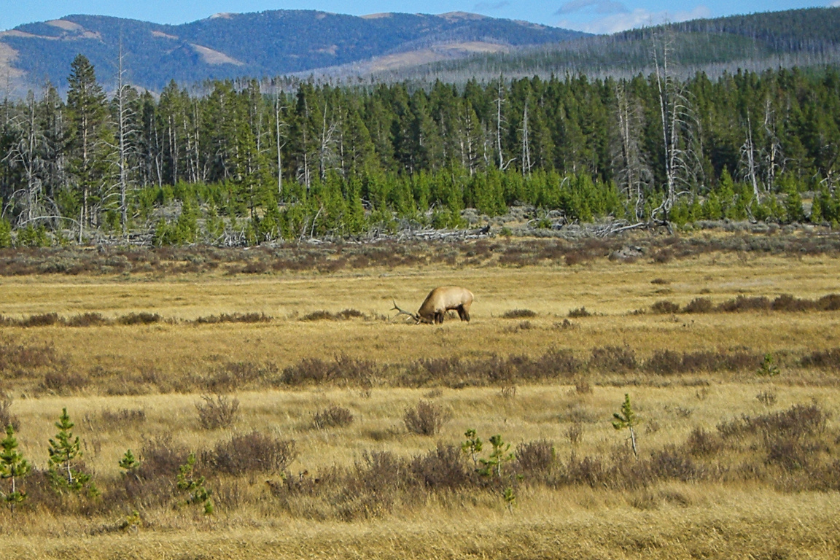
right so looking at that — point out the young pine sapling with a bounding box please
[1,423,32,512]
[47,408,98,497]
[176,452,213,515]
[612,393,638,457]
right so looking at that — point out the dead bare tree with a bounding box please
[612,81,652,221]
[520,98,532,177]
[651,32,704,222]
[494,76,515,171]
[113,42,136,234]
[2,91,46,226]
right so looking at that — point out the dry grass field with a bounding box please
[1,233,840,558]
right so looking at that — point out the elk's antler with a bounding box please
[391,300,419,323]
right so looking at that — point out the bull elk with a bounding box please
[392,286,474,324]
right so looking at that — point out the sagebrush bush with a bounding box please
[195,394,240,429]
[683,297,713,314]
[101,408,146,426]
[206,431,297,475]
[651,300,680,314]
[410,444,472,490]
[501,309,537,319]
[589,345,637,374]
[404,400,451,436]
[137,435,189,480]
[515,440,556,474]
[313,405,354,429]
[0,393,20,430]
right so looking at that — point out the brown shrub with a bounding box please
[564,454,606,488]
[118,312,161,325]
[195,312,271,324]
[501,309,537,319]
[0,393,20,430]
[101,408,146,426]
[138,435,189,480]
[646,445,701,482]
[651,300,680,314]
[403,400,451,436]
[0,337,65,376]
[764,436,816,472]
[42,371,89,392]
[205,361,274,391]
[684,427,723,457]
[799,348,840,371]
[410,444,472,490]
[716,295,770,312]
[682,297,713,314]
[817,294,840,310]
[568,307,591,318]
[195,394,240,429]
[66,312,109,327]
[515,440,556,474]
[313,405,354,429]
[20,313,61,327]
[717,404,827,440]
[589,345,637,374]
[652,248,673,263]
[207,431,297,475]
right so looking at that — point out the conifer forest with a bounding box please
[2,52,840,247]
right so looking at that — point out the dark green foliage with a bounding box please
[176,453,213,514]
[0,219,11,248]
[612,394,638,456]
[0,423,32,510]
[47,408,98,497]
[118,449,141,475]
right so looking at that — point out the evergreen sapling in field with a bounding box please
[1,424,31,512]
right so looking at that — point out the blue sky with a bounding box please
[1,1,837,34]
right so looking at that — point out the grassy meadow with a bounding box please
[1,233,840,558]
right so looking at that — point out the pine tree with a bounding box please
[66,54,109,241]
[0,423,31,512]
[47,408,97,496]
[612,393,638,457]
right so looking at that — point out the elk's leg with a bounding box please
[457,306,467,321]
[436,311,444,324]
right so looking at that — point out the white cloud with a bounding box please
[558,5,711,34]
[474,1,511,10]
[555,0,628,16]
[829,1,840,7]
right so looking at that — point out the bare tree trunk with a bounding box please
[520,99,531,177]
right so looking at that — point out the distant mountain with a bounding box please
[0,10,586,93]
[372,7,840,84]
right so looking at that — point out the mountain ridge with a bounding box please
[0,9,584,93]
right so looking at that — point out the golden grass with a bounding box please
[2,244,840,557]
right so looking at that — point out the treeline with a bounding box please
[1,54,840,246]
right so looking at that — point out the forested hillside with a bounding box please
[388,7,840,84]
[2,46,840,247]
[0,11,583,93]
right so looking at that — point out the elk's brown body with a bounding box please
[416,286,474,324]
